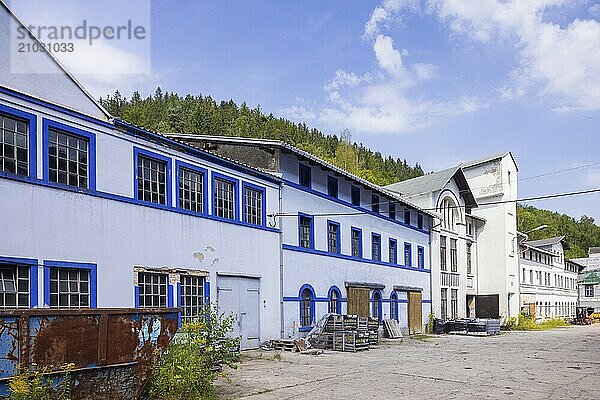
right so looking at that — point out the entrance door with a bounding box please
[347,287,370,317]
[407,291,423,334]
[217,276,261,349]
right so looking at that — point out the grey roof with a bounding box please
[164,134,436,217]
[524,236,567,248]
[384,166,477,208]
[462,151,519,172]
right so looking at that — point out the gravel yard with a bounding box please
[217,324,600,400]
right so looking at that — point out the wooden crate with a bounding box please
[332,331,370,352]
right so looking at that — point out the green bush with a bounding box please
[9,363,74,400]
[144,304,241,400]
[507,313,570,331]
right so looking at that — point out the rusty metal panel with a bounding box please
[0,316,19,379]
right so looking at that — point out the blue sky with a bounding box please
[14,0,600,222]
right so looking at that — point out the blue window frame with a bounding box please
[0,256,39,308]
[390,292,398,321]
[351,227,363,258]
[371,233,381,262]
[175,160,208,214]
[0,104,37,178]
[389,238,398,264]
[299,212,314,249]
[404,242,412,267]
[418,246,425,268]
[299,284,315,331]
[242,181,266,226]
[328,286,342,314]
[389,201,396,220]
[212,171,239,221]
[43,118,96,190]
[372,194,380,213]
[404,209,411,225]
[351,185,360,206]
[43,260,97,308]
[371,289,383,323]
[327,175,338,198]
[299,163,311,189]
[134,147,172,206]
[327,220,341,254]
[417,214,423,229]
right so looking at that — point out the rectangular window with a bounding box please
[327,221,340,254]
[389,239,397,264]
[404,243,412,266]
[450,239,457,272]
[0,112,29,176]
[49,128,89,189]
[389,202,396,220]
[180,275,204,323]
[179,167,204,213]
[371,234,381,261]
[440,236,447,271]
[49,267,90,308]
[372,194,379,213]
[138,272,168,308]
[138,155,167,205]
[0,264,29,309]
[351,228,362,258]
[299,164,311,188]
[440,288,447,320]
[214,177,236,220]
[417,214,423,229]
[351,186,360,206]
[299,215,313,248]
[404,210,411,225]
[466,242,472,275]
[243,184,264,225]
[327,176,338,198]
[418,247,424,268]
[451,289,458,319]
[585,285,593,297]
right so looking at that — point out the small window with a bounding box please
[351,186,360,206]
[243,185,264,225]
[417,214,423,229]
[418,247,425,268]
[351,228,362,258]
[180,275,204,323]
[390,292,398,321]
[299,164,311,188]
[372,194,380,213]
[214,177,236,220]
[0,264,29,309]
[328,288,340,314]
[372,234,381,261]
[389,202,396,220]
[585,285,593,297]
[404,210,411,225]
[327,176,338,198]
[404,243,412,266]
[389,239,397,264]
[440,288,447,320]
[301,287,313,326]
[440,236,447,271]
[466,242,472,274]
[0,113,29,177]
[328,221,340,254]
[49,128,89,189]
[179,167,204,213]
[138,155,167,205]
[372,291,382,322]
[50,267,90,308]
[138,272,168,308]
[300,215,313,248]
[450,239,457,272]
[451,289,458,319]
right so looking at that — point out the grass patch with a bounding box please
[506,314,570,331]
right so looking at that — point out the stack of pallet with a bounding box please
[310,314,378,352]
[367,318,379,348]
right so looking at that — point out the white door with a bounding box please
[217,276,261,349]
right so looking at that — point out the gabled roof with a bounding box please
[384,165,478,209]
[164,134,436,217]
[524,236,568,249]
[582,271,600,285]
[462,151,519,172]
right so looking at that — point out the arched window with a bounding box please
[390,292,398,321]
[300,286,314,327]
[372,290,382,323]
[439,197,460,231]
[328,287,341,314]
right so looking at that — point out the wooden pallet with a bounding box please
[383,319,403,339]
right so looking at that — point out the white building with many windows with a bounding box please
[573,248,600,312]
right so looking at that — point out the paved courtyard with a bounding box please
[217,324,600,399]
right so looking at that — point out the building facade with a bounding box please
[573,248,600,312]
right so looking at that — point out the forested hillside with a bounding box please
[100,89,424,186]
[100,89,600,258]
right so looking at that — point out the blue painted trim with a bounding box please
[282,244,431,273]
[43,260,97,308]
[134,286,140,308]
[371,232,381,262]
[176,282,182,327]
[371,289,383,323]
[242,181,267,226]
[283,179,429,235]
[327,175,338,198]
[298,212,315,249]
[327,220,341,254]
[298,163,311,189]
[351,226,363,258]
[133,146,173,206]
[422,299,432,304]
[168,284,174,307]
[404,242,412,267]
[0,256,38,308]
[204,280,210,304]
[417,246,425,269]
[42,118,97,190]
[351,185,360,206]
[298,284,316,328]
[327,285,342,314]
[389,238,398,265]
[0,171,279,234]
[175,160,209,215]
[371,193,380,213]
[0,103,37,178]
[390,292,398,321]
[211,171,240,221]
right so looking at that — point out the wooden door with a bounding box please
[347,287,370,317]
[407,291,423,334]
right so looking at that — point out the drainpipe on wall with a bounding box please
[278,182,285,338]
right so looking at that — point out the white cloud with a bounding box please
[364,0,420,38]
[280,104,317,120]
[324,70,372,91]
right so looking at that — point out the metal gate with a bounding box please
[217,275,261,349]
[407,291,423,334]
[347,287,370,317]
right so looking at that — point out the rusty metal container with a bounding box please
[0,308,179,399]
